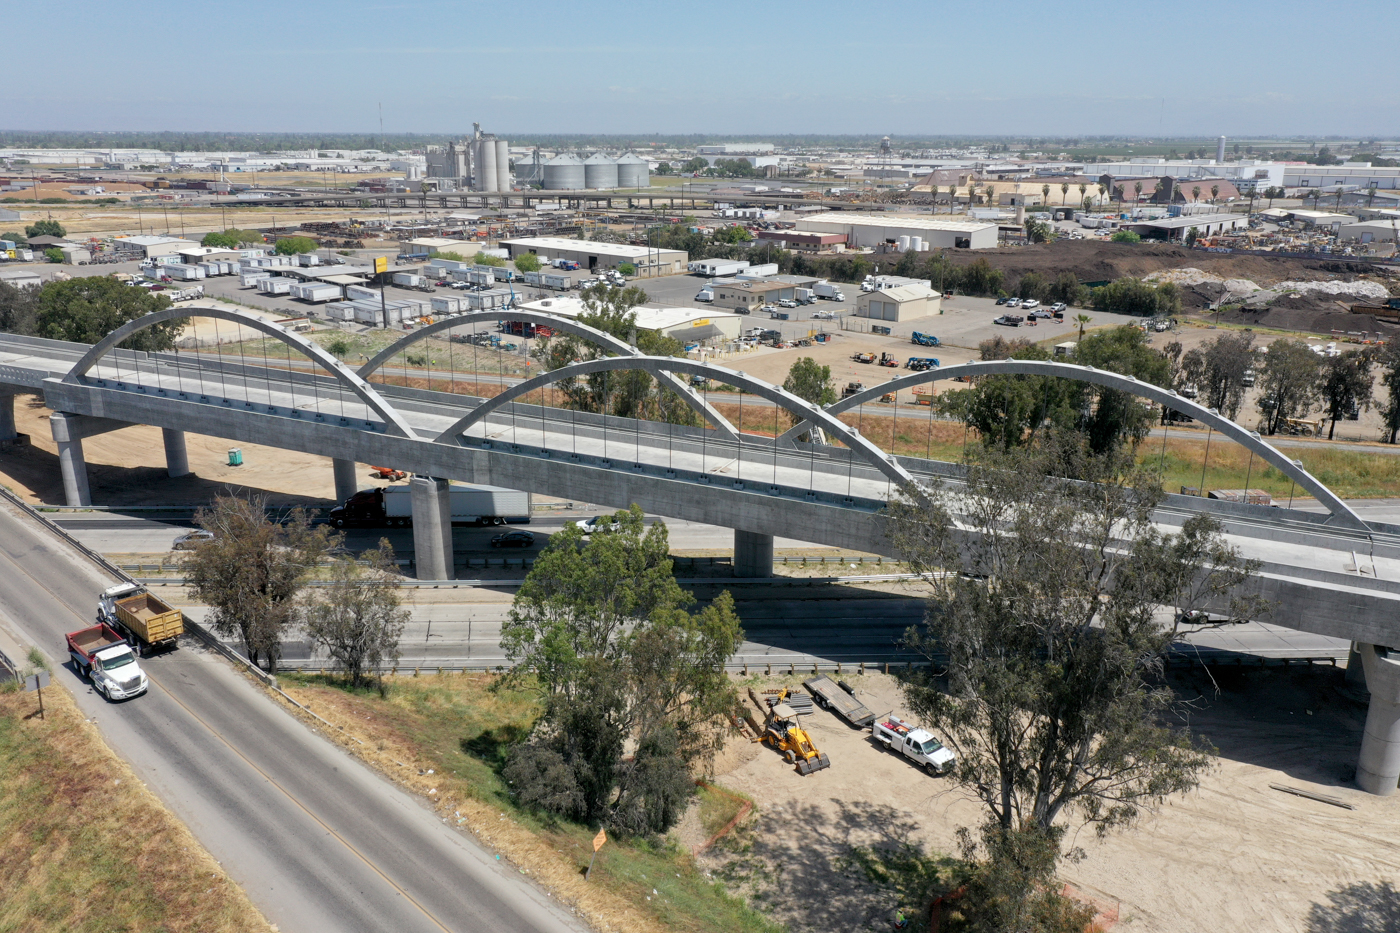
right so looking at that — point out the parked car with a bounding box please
[576,516,621,534]
[995,296,1010,306]
[778,298,798,308]
[811,310,834,320]
[1022,299,1041,310]
[1005,298,1022,308]
[490,530,535,548]
[1050,302,1067,313]
[171,529,215,550]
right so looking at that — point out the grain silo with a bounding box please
[495,139,510,192]
[583,152,618,190]
[475,138,497,192]
[615,152,649,189]
[542,153,585,190]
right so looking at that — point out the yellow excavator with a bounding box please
[762,702,831,775]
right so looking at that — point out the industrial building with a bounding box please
[857,284,940,322]
[754,229,847,252]
[400,236,477,257]
[794,213,999,250]
[1338,221,1399,244]
[177,245,243,265]
[114,235,200,259]
[1118,212,1248,241]
[500,236,685,275]
[540,152,649,190]
[515,296,741,343]
[424,124,511,192]
[710,280,792,312]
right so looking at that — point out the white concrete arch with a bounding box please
[355,309,738,440]
[783,359,1365,529]
[434,355,915,487]
[63,305,419,438]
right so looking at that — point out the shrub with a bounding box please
[273,236,318,255]
[1110,229,1141,243]
[617,262,636,276]
[474,251,505,267]
[513,252,541,273]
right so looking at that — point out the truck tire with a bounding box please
[332,518,345,528]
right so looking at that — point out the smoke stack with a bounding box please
[1217,136,1226,163]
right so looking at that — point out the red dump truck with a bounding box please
[67,623,149,701]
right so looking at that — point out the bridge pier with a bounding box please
[0,391,16,442]
[51,412,92,507]
[332,458,359,504]
[162,428,190,478]
[1356,643,1400,795]
[734,530,774,578]
[410,475,454,580]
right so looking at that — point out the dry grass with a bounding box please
[0,680,272,933]
[273,673,779,933]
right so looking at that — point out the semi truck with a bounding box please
[813,282,846,301]
[98,582,185,653]
[67,623,149,701]
[329,483,532,528]
[872,715,956,775]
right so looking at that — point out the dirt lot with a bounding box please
[702,667,1400,932]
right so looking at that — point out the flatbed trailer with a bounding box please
[803,674,876,728]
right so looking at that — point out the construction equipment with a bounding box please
[842,381,864,398]
[906,357,939,371]
[878,352,899,367]
[370,466,408,480]
[852,352,876,364]
[879,392,896,403]
[762,703,831,775]
[911,331,941,347]
[1280,417,1325,437]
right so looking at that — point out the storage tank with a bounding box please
[583,152,618,190]
[615,152,649,189]
[897,235,911,251]
[911,236,923,251]
[543,153,585,190]
[476,138,497,192]
[495,139,510,192]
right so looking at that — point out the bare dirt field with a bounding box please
[701,667,1400,933]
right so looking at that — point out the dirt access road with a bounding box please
[702,668,1400,932]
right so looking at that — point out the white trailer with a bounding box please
[291,282,343,303]
[540,273,571,290]
[324,302,356,321]
[240,271,271,288]
[345,284,379,301]
[381,483,531,525]
[689,258,750,277]
[813,281,846,301]
[164,264,206,281]
[393,272,426,288]
[258,276,294,294]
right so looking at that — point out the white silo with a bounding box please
[543,153,585,190]
[615,152,649,189]
[897,235,911,251]
[495,139,510,192]
[911,236,924,251]
[583,152,618,190]
[476,138,497,191]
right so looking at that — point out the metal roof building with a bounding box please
[857,284,941,322]
[794,213,998,250]
[501,236,686,275]
[114,235,200,259]
[1119,212,1248,241]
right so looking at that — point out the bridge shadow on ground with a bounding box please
[1307,881,1400,932]
[1165,657,1368,788]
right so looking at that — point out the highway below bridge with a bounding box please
[2,306,1400,794]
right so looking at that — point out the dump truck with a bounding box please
[98,582,184,654]
[803,674,876,728]
[872,715,956,775]
[762,702,831,775]
[67,622,149,701]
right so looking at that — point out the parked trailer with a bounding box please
[540,273,571,290]
[164,263,206,281]
[98,581,184,653]
[329,484,532,528]
[431,294,466,314]
[67,623,149,701]
[345,284,379,301]
[813,281,845,301]
[258,276,294,295]
[290,282,343,303]
[803,675,876,727]
[393,272,426,288]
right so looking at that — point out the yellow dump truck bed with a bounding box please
[115,591,184,644]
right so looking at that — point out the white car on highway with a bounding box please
[575,515,621,534]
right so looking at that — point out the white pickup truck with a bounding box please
[872,716,956,775]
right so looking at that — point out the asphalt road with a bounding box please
[0,497,585,933]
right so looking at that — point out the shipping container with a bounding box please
[165,264,206,281]
[258,276,294,294]
[240,271,271,288]
[393,272,426,288]
[290,283,343,303]
[541,273,571,290]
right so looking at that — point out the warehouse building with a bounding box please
[1338,221,1399,244]
[501,236,686,275]
[794,213,998,250]
[114,235,200,259]
[754,229,847,252]
[857,284,940,322]
[710,280,792,312]
[1118,212,1248,241]
[177,245,243,264]
[515,296,741,342]
[400,236,476,257]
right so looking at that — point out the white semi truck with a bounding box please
[328,483,532,528]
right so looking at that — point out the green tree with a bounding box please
[1256,338,1321,435]
[185,495,339,672]
[1078,182,1087,205]
[1211,184,1220,204]
[43,247,63,263]
[1318,350,1374,440]
[713,224,754,244]
[1060,182,1069,205]
[25,219,65,239]
[473,250,505,267]
[1184,226,1200,247]
[500,507,742,835]
[1024,217,1053,244]
[939,342,1079,452]
[1110,229,1141,243]
[201,231,240,249]
[1179,332,1254,420]
[1379,341,1400,444]
[655,161,674,175]
[35,277,182,349]
[617,262,636,276]
[886,443,1257,920]
[1074,313,1092,339]
[680,157,709,174]
[273,236,318,255]
[1040,184,1050,205]
[1,231,28,246]
[782,356,837,432]
[304,544,408,692]
[1091,277,1179,316]
[1133,181,1143,204]
[513,252,542,273]
[0,279,40,335]
[1191,186,1202,205]
[1072,325,1172,453]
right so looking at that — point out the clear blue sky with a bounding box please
[5,0,1396,138]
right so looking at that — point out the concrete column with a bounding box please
[0,392,16,442]
[1357,644,1400,795]
[734,529,774,578]
[409,475,454,581]
[161,427,190,478]
[1346,642,1368,687]
[50,412,91,507]
[332,458,359,505]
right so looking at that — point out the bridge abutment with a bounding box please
[50,412,92,507]
[734,530,774,578]
[332,458,359,504]
[410,475,454,581]
[162,428,190,478]
[1357,643,1400,795]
